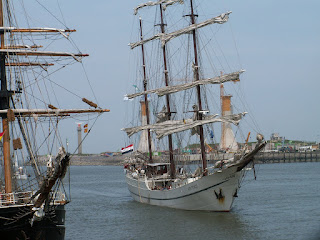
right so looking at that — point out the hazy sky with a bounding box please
[22,0,320,153]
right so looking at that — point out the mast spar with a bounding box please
[0,0,108,192]
[139,18,153,162]
[159,4,175,178]
[0,0,13,194]
[0,1,111,236]
[189,0,207,176]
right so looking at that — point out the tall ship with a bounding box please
[0,1,109,239]
[122,0,266,211]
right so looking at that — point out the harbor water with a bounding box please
[65,163,320,240]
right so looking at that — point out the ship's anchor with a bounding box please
[214,188,224,200]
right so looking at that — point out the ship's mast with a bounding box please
[159,4,175,178]
[139,18,153,162]
[220,82,225,148]
[0,0,13,193]
[189,0,207,175]
[132,4,177,176]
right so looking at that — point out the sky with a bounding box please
[19,0,320,153]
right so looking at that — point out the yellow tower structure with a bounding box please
[219,84,238,152]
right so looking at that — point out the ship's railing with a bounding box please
[52,191,67,205]
[0,191,33,207]
[0,190,68,207]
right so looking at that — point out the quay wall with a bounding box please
[70,154,124,166]
[254,151,320,164]
[65,151,320,166]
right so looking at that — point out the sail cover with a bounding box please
[134,0,184,15]
[130,11,231,49]
[126,70,243,99]
[122,112,247,139]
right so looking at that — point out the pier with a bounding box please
[254,151,320,164]
[63,151,320,166]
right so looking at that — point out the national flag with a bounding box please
[121,144,134,154]
[0,131,4,141]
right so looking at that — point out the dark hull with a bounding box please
[0,204,65,240]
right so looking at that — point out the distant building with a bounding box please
[270,133,283,142]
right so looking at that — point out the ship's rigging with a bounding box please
[0,0,109,238]
[122,0,266,211]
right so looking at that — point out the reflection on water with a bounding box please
[66,163,320,240]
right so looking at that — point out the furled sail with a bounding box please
[0,27,75,39]
[134,0,184,15]
[129,12,231,49]
[0,49,88,62]
[126,70,243,99]
[156,106,168,123]
[122,112,247,139]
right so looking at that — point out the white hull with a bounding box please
[126,165,244,211]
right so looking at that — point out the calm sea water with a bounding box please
[65,163,320,240]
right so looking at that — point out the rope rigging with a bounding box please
[0,1,108,202]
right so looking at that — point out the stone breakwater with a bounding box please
[65,151,320,166]
[70,155,125,166]
[67,151,320,166]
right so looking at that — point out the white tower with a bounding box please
[219,84,238,152]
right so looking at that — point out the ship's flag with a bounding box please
[121,144,134,154]
[0,131,4,141]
